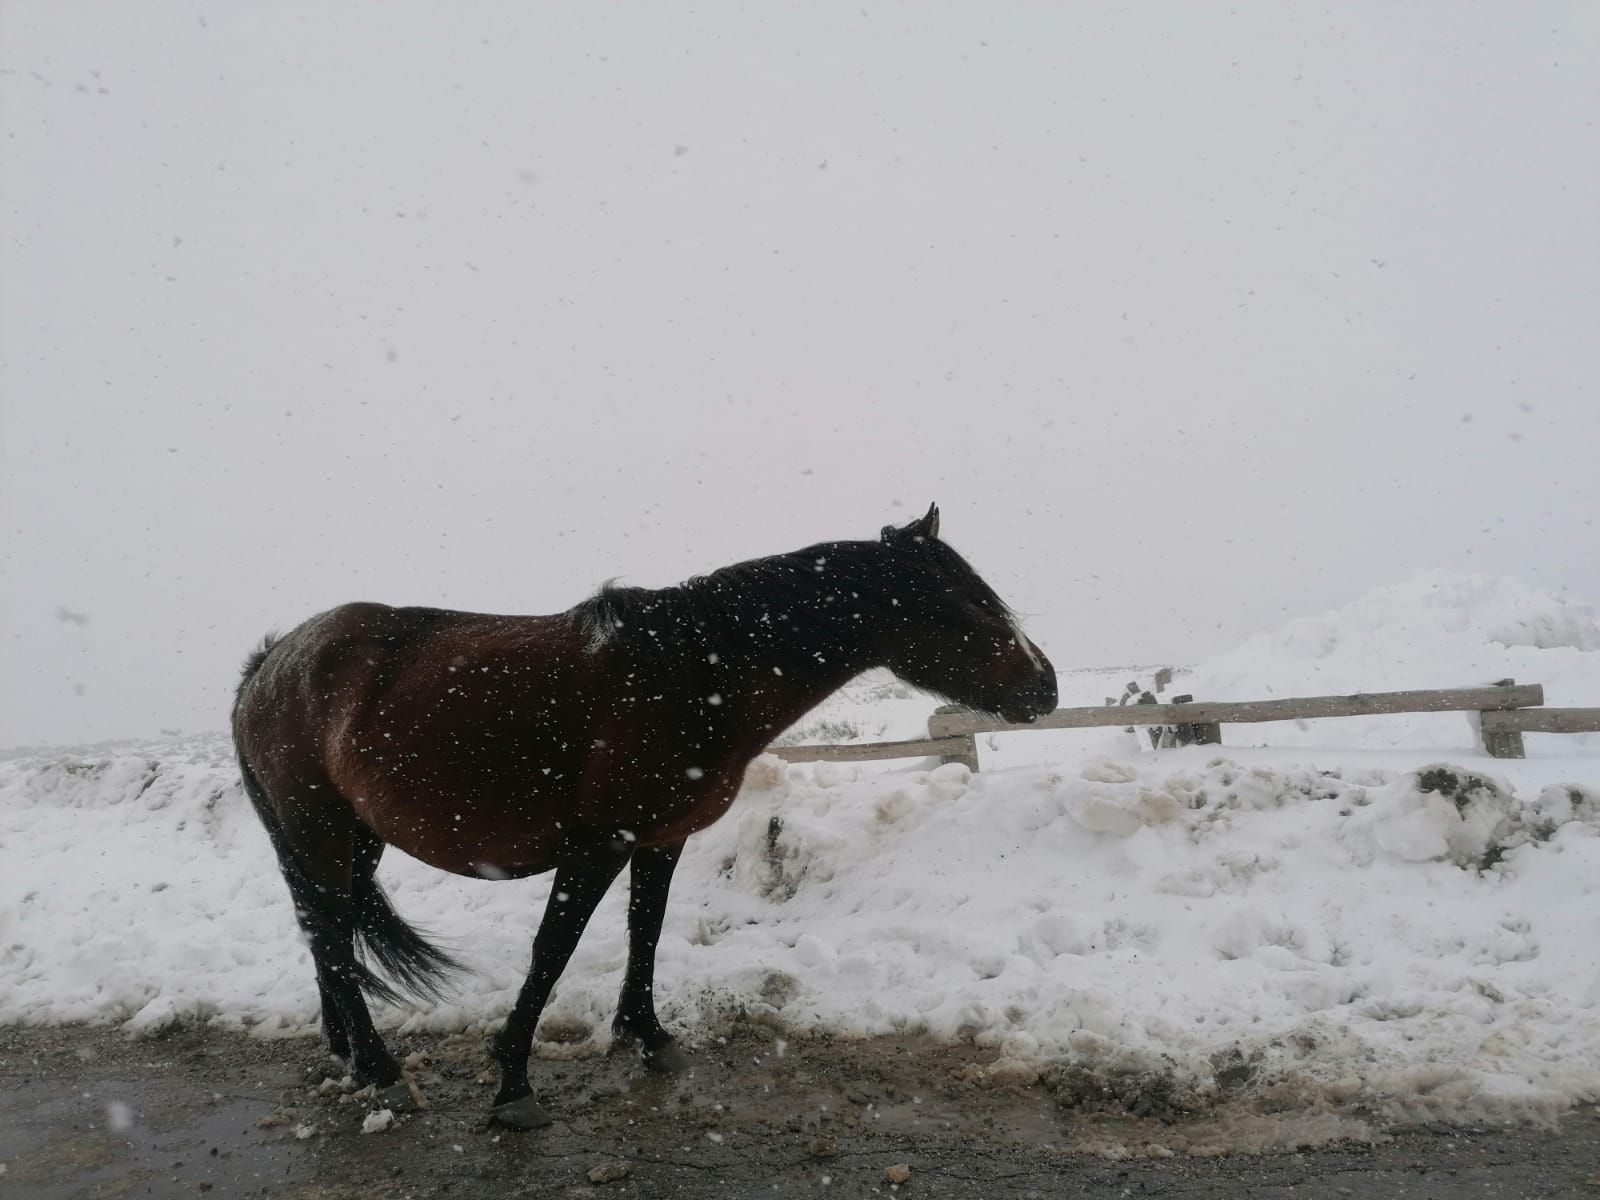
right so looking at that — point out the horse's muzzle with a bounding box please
[1000,669,1058,725]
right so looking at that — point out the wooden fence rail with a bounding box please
[926,684,1544,737]
[1480,708,1600,735]
[767,735,980,771]
[771,682,1556,773]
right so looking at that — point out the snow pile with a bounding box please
[3,742,1598,1122]
[695,755,1600,1122]
[1182,571,1600,753]
[0,746,317,1031]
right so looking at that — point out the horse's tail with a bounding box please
[351,878,463,1006]
[237,632,281,688]
[234,641,461,1006]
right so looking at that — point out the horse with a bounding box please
[231,504,1056,1129]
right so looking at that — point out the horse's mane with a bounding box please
[570,537,1012,665]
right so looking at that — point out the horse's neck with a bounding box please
[701,595,886,747]
[718,644,873,746]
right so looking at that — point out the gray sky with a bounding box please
[3,2,1597,748]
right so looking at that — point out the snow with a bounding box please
[1,571,1597,1122]
[361,1109,394,1134]
[1183,570,1600,753]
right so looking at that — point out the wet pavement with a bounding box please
[2,1023,1597,1199]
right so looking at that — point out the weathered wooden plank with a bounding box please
[928,684,1545,738]
[767,735,977,764]
[1480,708,1600,735]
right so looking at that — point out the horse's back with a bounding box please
[241,599,583,717]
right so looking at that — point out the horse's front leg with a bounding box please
[491,838,630,1129]
[612,840,689,1073]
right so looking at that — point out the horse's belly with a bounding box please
[336,749,748,874]
[625,779,744,846]
[354,790,560,880]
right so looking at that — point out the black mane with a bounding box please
[570,536,1012,668]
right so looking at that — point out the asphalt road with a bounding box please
[2,1024,1596,1199]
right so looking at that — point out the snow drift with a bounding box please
[1182,570,1600,753]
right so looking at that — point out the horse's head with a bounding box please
[874,504,1057,725]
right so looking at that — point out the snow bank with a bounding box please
[2,570,1597,1123]
[699,754,1600,1121]
[1183,570,1600,753]
[3,742,1597,1122]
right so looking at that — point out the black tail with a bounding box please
[235,645,461,1007]
[347,861,464,1006]
[238,632,281,684]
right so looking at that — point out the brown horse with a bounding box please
[232,504,1055,1128]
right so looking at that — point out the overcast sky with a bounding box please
[2,3,1596,748]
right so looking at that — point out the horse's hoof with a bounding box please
[491,1094,553,1130]
[613,1022,688,1073]
[375,1080,424,1113]
[641,1038,689,1074]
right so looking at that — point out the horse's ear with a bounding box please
[882,502,941,546]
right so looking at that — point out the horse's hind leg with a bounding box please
[310,829,384,1068]
[267,795,407,1096]
[316,829,412,1098]
[304,925,404,1094]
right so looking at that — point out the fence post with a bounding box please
[931,705,982,772]
[1170,694,1222,748]
[942,734,981,773]
[1480,678,1526,760]
[1136,688,1163,747]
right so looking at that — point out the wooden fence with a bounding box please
[768,681,1597,772]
